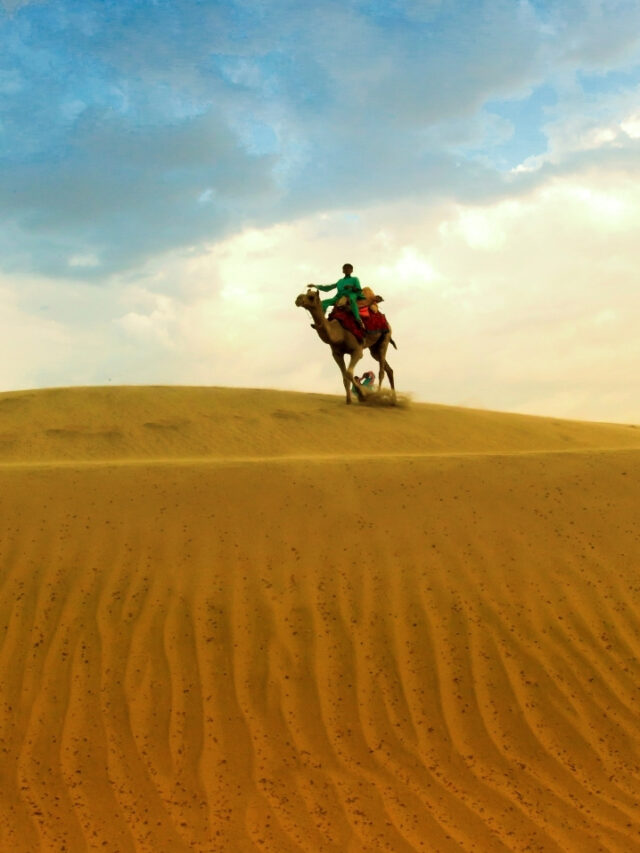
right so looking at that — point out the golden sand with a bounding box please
[1,386,639,851]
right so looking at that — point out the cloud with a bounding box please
[4,161,639,422]
[0,108,278,277]
[3,0,640,279]
[2,0,639,419]
[0,277,88,390]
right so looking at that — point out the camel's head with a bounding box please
[295,288,320,311]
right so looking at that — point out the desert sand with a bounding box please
[1,385,640,852]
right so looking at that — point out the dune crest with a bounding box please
[1,387,639,851]
[0,385,638,464]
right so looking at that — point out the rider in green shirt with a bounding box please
[311,263,364,326]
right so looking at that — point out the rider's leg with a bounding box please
[321,295,339,313]
[348,293,364,325]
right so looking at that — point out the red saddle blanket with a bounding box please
[328,307,390,342]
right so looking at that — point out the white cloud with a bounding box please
[5,165,637,422]
[5,0,640,280]
[0,279,76,390]
[378,248,441,294]
[118,292,178,349]
[68,253,100,268]
[439,208,511,251]
[620,111,640,138]
[520,80,640,172]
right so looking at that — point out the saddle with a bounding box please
[336,287,384,315]
[329,302,390,342]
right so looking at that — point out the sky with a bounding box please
[1,0,640,422]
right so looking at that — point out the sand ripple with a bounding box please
[1,445,640,851]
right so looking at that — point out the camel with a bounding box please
[295,287,396,404]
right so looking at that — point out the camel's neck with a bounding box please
[307,300,335,344]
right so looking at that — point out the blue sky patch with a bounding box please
[2,0,640,277]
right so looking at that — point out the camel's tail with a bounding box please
[390,337,397,349]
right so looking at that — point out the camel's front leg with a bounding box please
[347,350,363,384]
[332,350,363,404]
[346,350,364,402]
[331,351,353,404]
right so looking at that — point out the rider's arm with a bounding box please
[314,281,339,292]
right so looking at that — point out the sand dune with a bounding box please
[1,387,640,851]
[1,385,640,464]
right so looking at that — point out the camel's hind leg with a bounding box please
[371,336,395,395]
[376,358,395,398]
[383,359,395,392]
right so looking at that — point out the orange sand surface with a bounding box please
[1,386,640,852]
